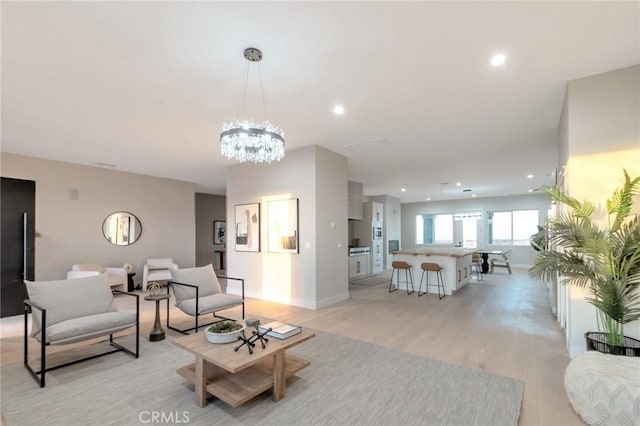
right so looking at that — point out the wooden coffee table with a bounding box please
[172,328,315,408]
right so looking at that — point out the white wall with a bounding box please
[226,145,348,309]
[401,194,551,267]
[314,147,349,305]
[555,86,570,330]
[1,153,196,282]
[562,65,640,357]
[195,193,225,267]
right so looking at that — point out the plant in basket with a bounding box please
[208,321,242,334]
[529,170,640,355]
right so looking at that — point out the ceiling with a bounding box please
[2,2,638,203]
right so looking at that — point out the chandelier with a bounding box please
[220,48,285,163]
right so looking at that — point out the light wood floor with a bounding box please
[0,269,583,425]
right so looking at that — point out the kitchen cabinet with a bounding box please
[348,254,369,279]
[353,201,384,274]
[455,255,473,290]
[348,180,363,220]
[373,202,383,222]
[357,201,383,226]
[391,248,474,295]
[372,240,383,274]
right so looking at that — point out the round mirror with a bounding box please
[102,211,142,246]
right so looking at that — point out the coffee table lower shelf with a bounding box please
[177,354,310,407]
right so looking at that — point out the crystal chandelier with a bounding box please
[220,48,285,163]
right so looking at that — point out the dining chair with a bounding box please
[471,253,483,281]
[490,249,512,274]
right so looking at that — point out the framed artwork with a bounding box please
[268,198,299,253]
[234,203,260,252]
[213,220,225,245]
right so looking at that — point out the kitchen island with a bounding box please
[390,248,475,295]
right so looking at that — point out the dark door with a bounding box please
[1,177,35,317]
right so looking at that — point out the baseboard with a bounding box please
[228,287,348,310]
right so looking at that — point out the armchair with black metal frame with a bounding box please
[23,274,139,387]
[166,264,245,335]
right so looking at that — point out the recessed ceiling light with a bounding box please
[333,105,345,115]
[491,53,506,67]
[472,194,477,197]
[527,174,534,179]
[426,197,431,201]
[456,182,461,186]
[528,189,534,193]
[401,188,406,192]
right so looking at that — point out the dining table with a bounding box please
[475,250,503,273]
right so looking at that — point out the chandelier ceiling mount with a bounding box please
[220,48,285,164]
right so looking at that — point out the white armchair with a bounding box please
[67,263,131,292]
[24,273,139,387]
[142,258,178,291]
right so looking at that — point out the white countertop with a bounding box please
[391,247,475,258]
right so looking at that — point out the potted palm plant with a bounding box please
[530,225,548,252]
[529,170,640,356]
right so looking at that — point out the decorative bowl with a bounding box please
[205,322,245,344]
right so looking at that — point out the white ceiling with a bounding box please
[2,2,638,203]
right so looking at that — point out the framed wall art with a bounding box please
[268,198,299,254]
[213,220,225,245]
[234,203,260,252]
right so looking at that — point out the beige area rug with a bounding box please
[1,330,524,426]
[349,271,392,287]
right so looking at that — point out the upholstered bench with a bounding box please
[24,273,139,387]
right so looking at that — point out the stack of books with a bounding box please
[258,321,302,339]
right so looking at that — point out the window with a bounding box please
[454,211,482,249]
[488,209,538,246]
[461,217,479,248]
[415,214,453,245]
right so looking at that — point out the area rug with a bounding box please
[349,273,390,287]
[1,331,523,426]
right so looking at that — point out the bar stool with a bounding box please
[389,261,414,294]
[471,253,483,281]
[418,262,445,299]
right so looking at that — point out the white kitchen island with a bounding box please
[390,247,475,295]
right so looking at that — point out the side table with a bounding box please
[127,272,136,292]
[144,293,170,341]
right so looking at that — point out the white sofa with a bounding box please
[142,258,178,291]
[67,263,131,292]
[24,273,139,387]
